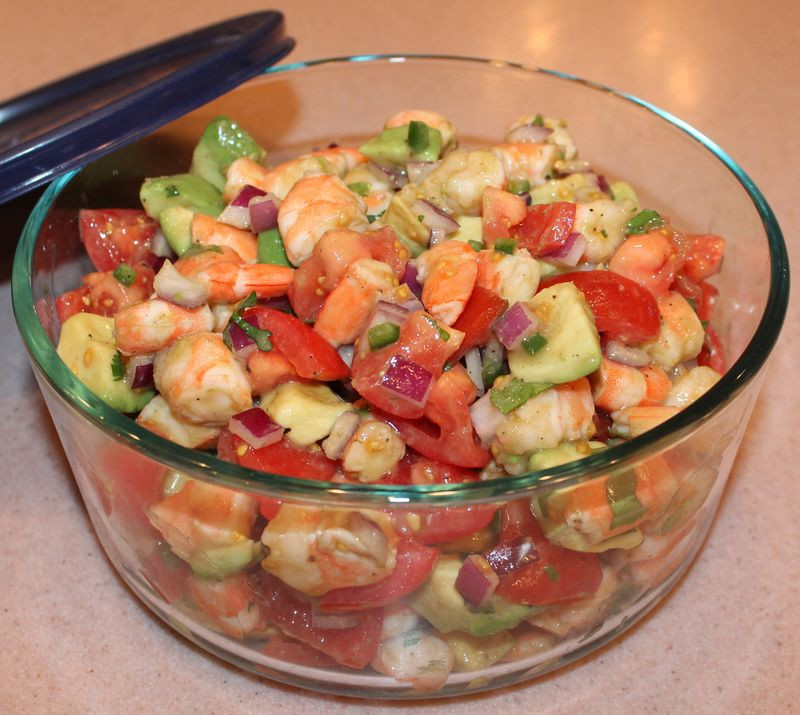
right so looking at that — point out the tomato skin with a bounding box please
[697,325,726,373]
[539,270,660,342]
[451,286,508,359]
[248,306,349,381]
[320,539,439,612]
[256,573,383,669]
[682,234,725,282]
[513,202,576,256]
[79,209,157,271]
[262,633,338,668]
[671,272,718,323]
[482,187,527,244]
[55,286,91,323]
[364,226,409,279]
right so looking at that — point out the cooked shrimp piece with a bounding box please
[639,291,705,369]
[640,364,671,405]
[573,199,637,264]
[476,247,540,304]
[416,240,478,325]
[225,147,367,201]
[191,213,258,263]
[115,299,214,355]
[260,505,399,596]
[491,142,558,186]
[154,332,253,426]
[175,245,294,303]
[665,365,722,407]
[591,358,647,412]
[136,395,221,448]
[344,163,394,216]
[494,377,595,455]
[278,174,368,266]
[341,419,406,482]
[612,405,680,437]
[608,228,684,298]
[314,258,397,346]
[246,349,298,394]
[372,630,454,692]
[187,574,265,639]
[384,109,457,150]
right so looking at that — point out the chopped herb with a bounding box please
[467,239,484,252]
[403,633,421,647]
[532,113,545,127]
[111,351,125,381]
[625,209,664,235]
[417,214,425,223]
[521,333,547,355]
[368,322,400,351]
[225,292,273,352]
[506,179,531,195]
[490,378,552,414]
[407,120,430,153]
[543,565,560,581]
[442,362,454,372]
[347,182,370,197]
[686,296,698,313]
[164,184,180,197]
[257,228,291,266]
[701,319,710,329]
[495,238,517,255]
[113,263,136,286]
[367,214,378,223]
[600,228,608,238]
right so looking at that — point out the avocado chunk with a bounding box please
[359,124,443,166]
[190,116,265,192]
[609,180,640,210]
[508,282,601,384]
[443,630,515,672]
[187,539,264,580]
[56,313,155,412]
[409,555,540,636]
[158,205,195,256]
[380,192,430,256]
[140,174,224,221]
[449,215,483,246]
[529,173,605,205]
[528,440,606,471]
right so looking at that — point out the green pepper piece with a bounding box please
[407,120,430,153]
[532,113,545,127]
[347,182,370,197]
[521,333,547,355]
[490,378,552,414]
[257,228,291,267]
[506,179,531,195]
[606,470,647,529]
[494,238,517,255]
[368,322,401,350]
[113,263,136,286]
[481,357,506,389]
[625,209,665,235]
[224,292,273,352]
[111,350,125,381]
[467,239,484,252]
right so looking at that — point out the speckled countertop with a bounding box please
[1,2,798,712]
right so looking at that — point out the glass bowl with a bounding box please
[11,55,789,699]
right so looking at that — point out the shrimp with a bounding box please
[491,142,558,186]
[341,419,406,482]
[278,174,369,266]
[506,115,578,160]
[314,258,397,346]
[224,147,367,201]
[174,245,294,303]
[115,299,214,355]
[260,505,399,596]
[384,109,457,150]
[154,332,253,426]
[640,364,672,405]
[608,228,685,298]
[343,163,394,216]
[136,395,221,448]
[187,574,265,639]
[372,631,454,691]
[639,291,705,369]
[494,377,595,456]
[191,213,258,263]
[590,357,647,412]
[612,404,680,438]
[665,365,722,407]
[573,199,637,264]
[476,247,540,304]
[416,240,478,325]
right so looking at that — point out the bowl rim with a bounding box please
[11,53,790,506]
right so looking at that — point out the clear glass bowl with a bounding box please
[11,55,789,698]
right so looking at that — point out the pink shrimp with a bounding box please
[476,247,540,303]
[491,142,558,185]
[416,240,478,325]
[591,357,647,412]
[114,299,214,355]
[608,227,687,298]
[191,213,258,263]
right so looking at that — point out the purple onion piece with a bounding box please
[402,264,423,299]
[597,174,611,195]
[228,407,284,449]
[259,295,293,313]
[321,411,360,460]
[249,197,279,233]
[406,160,438,184]
[493,302,540,350]
[124,354,155,390]
[411,199,460,237]
[506,124,553,143]
[367,301,410,334]
[217,204,251,231]
[224,322,257,362]
[380,356,433,407]
[370,162,408,189]
[455,555,499,609]
[604,339,650,367]
[484,536,539,577]
[230,184,268,207]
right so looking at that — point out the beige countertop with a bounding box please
[1,1,798,712]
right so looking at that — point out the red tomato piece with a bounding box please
[137,547,190,604]
[513,202,576,256]
[320,539,439,612]
[682,234,725,282]
[671,273,718,322]
[248,306,350,381]
[79,209,158,271]
[364,226,409,279]
[697,325,726,373]
[262,632,338,668]
[482,187,527,244]
[256,573,383,669]
[351,311,462,419]
[81,262,155,317]
[539,270,660,342]
[55,286,91,323]
[451,286,508,359]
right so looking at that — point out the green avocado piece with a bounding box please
[508,282,601,384]
[140,174,224,221]
[56,313,155,413]
[190,116,265,192]
[158,205,195,256]
[529,173,603,205]
[609,180,640,210]
[528,440,607,471]
[359,124,443,166]
[409,556,540,636]
[380,192,430,256]
[187,539,264,580]
[449,215,483,246]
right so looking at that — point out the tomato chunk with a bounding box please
[539,270,660,342]
[451,286,508,359]
[513,202,576,256]
[79,209,157,271]
[682,233,725,282]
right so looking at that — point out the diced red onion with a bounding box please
[225,321,257,361]
[541,232,586,267]
[228,407,284,449]
[406,160,438,184]
[153,259,210,308]
[604,339,650,367]
[217,204,251,231]
[380,356,433,408]
[348,513,390,564]
[464,347,484,396]
[321,411,361,460]
[402,264,423,299]
[469,392,505,446]
[367,301,410,332]
[336,344,354,368]
[597,174,611,195]
[493,302,541,350]
[150,229,174,258]
[124,354,155,390]
[230,184,267,208]
[397,295,424,313]
[554,159,592,176]
[506,124,553,143]
[370,162,408,189]
[260,295,293,313]
[455,555,499,609]
[484,536,539,577]
[311,607,361,630]
[249,196,279,233]
[411,199,460,239]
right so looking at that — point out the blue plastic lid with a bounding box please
[0,12,294,204]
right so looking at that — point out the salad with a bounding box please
[53,109,727,691]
